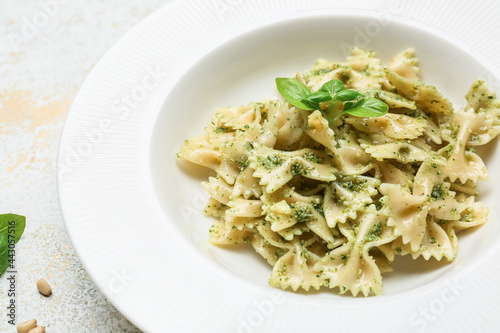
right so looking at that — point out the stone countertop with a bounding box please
[0,1,170,331]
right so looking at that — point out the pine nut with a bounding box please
[27,327,45,333]
[36,278,52,296]
[17,319,37,333]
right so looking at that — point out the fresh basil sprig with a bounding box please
[0,214,26,275]
[275,78,388,127]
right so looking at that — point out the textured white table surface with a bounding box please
[0,1,170,331]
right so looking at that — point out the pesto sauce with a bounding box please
[215,126,228,133]
[365,221,382,242]
[311,201,324,216]
[293,206,314,223]
[339,177,367,192]
[239,155,249,170]
[461,208,475,222]
[310,67,332,76]
[244,141,254,151]
[302,152,323,163]
[291,162,307,176]
[259,154,283,170]
[431,184,445,200]
[471,133,481,143]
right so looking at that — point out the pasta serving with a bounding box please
[177,48,499,296]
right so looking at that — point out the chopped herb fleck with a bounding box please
[431,184,445,200]
[460,208,475,222]
[291,162,306,176]
[340,72,350,83]
[215,126,228,133]
[293,206,314,223]
[339,178,366,192]
[259,154,283,170]
[239,155,249,170]
[365,221,382,242]
[303,152,322,163]
[244,141,254,151]
[279,262,288,275]
[310,67,332,76]
[311,201,324,216]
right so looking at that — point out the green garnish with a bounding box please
[259,155,281,169]
[302,152,322,163]
[275,78,389,128]
[431,184,445,200]
[365,221,382,242]
[293,206,314,223]
[275,77,315,111]
[311,201,324,216]
[291,162,306,176]
[310,68,333,76]
[244,141,254,150]
[215,126,228,133]
[0,214,26,275]
[239,155,249,170]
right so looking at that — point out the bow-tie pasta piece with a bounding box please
[315,206,396,296]
[385,68,453,114]
[388,48,421,81]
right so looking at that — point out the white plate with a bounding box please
[58,1,500,332]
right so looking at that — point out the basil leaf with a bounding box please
[0,232,10,275]
[320,79,345,97]
[343,101,355,110]
[0,214,25,276]
[343,98,388,118]
[0,259,8,275]
[0,233,7,256]
[0,242,8,274]
[334,89,364,102]
[276,78,315,110]
[0,214,26,243]
[0,234,7,256]
[301,91,331,110]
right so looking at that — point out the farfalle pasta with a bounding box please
[177,48,498,296]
